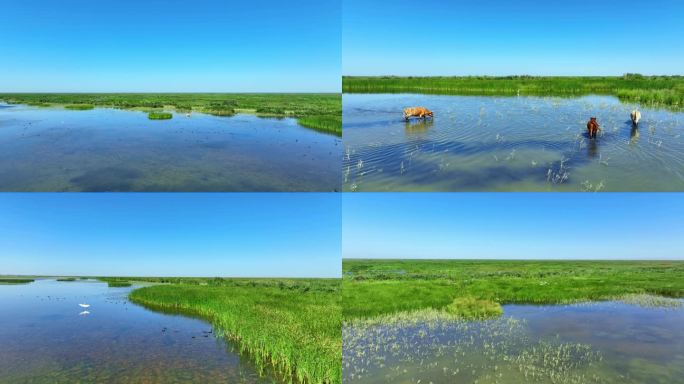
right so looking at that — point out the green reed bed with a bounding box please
[147,112,173,120]
[0,278,35,284]
[64,104,94,110]
[129,278,341,384]
[343,259,684,319]
[56,277,77,282]
[343,75,684,109]
[0,93,342,133]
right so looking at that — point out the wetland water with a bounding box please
[0,104,340,191]
[343,299,684,384]
[0,279,281,384]
[343,94,684,191]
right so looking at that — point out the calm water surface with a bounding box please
[343,94,684,191]
[0,279,281,384]
[0,104,340,191]
[343,300,684,384]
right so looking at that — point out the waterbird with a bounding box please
[630,109,641,125]
[79,311,90,316]
[78,303,90,308]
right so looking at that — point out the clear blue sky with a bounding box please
[0,0,340,92]
[344,193,684,260]
[343,0,684,76]
[0,194,340,277]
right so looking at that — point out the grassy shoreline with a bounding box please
[128,278,341,384]
[0,93,342,135]
[343,75,684,109]
[343,259,684,320]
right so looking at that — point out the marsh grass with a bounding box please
[298,115,342,136]
[147,112,173,120]
[107,281,132,287]
[343,76,684,109]
[128,278,341,384]
[0,93,342,134]
[445,297,503,319]
[64,104,94,110]
[343,259,684,319]
[0,278,34,284]
[56,277,77,282]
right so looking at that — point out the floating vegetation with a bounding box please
[0,278,34,284]
[617,293,683,309]
[344,310,606,384]
[56,277,77,282]
[64,104,94,110]
[147,112,172,120]
[0,93,341,134]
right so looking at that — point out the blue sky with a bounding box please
[0,194,341,277]
[343,0,684,76]
[0,0,340,92]
[343,193,684,260]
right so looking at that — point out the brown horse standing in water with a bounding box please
[587,117,600,139]
[403,107,433,121]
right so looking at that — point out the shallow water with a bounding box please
[343,94,684,191]
[0,104,340,191]
[0,279,281,383]
[343,300,684,383]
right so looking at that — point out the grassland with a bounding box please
[343,259,684,320]
[128,277,341,384]
[147,112,172,120]
[343,75,684,109]
[0,93,342,135]
[0,278,35,284]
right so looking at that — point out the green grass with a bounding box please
[0,278,34,284]
[64,104,94,110]
[147,112,173,120]
[0,93,342,134]
[343,259,684,320]
[128,278,341,384]
[343,75,684,109]
[56,277,77,282]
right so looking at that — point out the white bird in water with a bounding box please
[78,303,90,308]
[631,109,641,125]
[79,311,90,316]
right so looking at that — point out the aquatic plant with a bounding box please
[445,297,503,319]
[147,112,173,120]
[56,277,77,282]
[0,93,342,134]
[618,293,683,308]
[298,115,342,136]
[343,76,684,110]
[0,278,34,284]
[107,281,132,287]
[64,104,94,110]
[129,278,341,384]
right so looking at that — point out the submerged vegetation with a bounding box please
[0,278,34,284]
[0,93,342,134]
[343,75,684,109]
[128,278,341,384]
[343,259,684,319]
[147,112,172,120]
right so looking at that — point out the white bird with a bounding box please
[185,113,191,117]
[631,109,641,125]
[78,303,90,308]
[79,311,90,316]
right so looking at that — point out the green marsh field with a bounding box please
[129,277,341,384]
[342,259,684,383]
[0,93,341,135]
[343,75,684,109]
[343,259,684,319]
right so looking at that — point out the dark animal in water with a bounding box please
[404,107,433,121]
[587,117,600,139]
